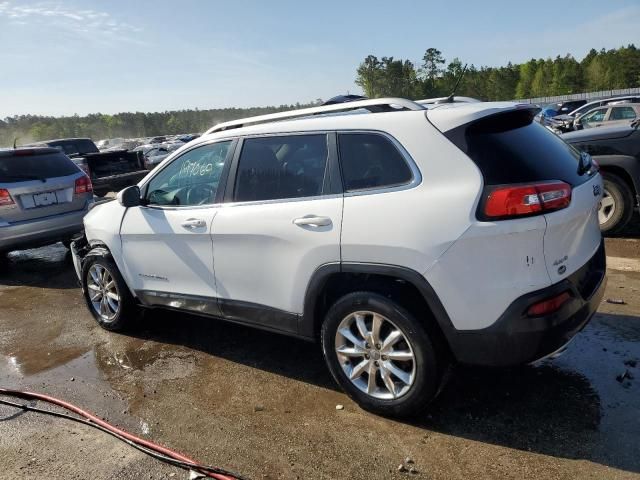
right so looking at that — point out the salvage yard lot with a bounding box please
[1,236,639,479]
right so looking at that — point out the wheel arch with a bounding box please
[594,155,640,207]
[302,263,457,357]
[81,242,137,299]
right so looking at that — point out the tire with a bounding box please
[62,239,72,249]
[321,292,445,417]
[93,189,108,198]
[81,255,137,331]
[600,172,634,234]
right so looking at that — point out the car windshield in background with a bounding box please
[48,139,100,155]
[0,152,79,183]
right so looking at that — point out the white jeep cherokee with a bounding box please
[72,98,606,417]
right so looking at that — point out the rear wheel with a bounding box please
[321,292,445,417]
[599,172,633,234]
[81,255,137,331]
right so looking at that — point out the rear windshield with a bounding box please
[49,139,99,155]
[0,152,79,183]
[446,109,588,187]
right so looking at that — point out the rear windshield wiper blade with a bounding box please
[0,174,47,182]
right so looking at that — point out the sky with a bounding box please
[0,0,639,117]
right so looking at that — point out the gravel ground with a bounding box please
[0,234,639,479]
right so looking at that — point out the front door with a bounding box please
[120,140,234,312]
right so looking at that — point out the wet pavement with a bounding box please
[0,238,639,479]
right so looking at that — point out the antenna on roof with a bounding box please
[442,64,468,104]
[13,137,18,149]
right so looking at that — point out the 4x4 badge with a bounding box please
[593,184,601,196]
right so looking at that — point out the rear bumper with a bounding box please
[448,240,607,367]
[0,207,88,252]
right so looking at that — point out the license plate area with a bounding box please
[23,191,59,208]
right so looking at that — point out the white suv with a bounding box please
[72,98,606,417]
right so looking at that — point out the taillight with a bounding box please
[527,291,571,317]
[0,188,14,206]
[74,175,93,194]
[483,181,571,220]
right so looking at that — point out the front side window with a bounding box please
[338,133,413,191]
[234,134,328,202]
[582,108,607,124]
[145,141,231,206]
[609,107,637,121]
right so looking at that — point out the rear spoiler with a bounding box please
[426,102,540,133]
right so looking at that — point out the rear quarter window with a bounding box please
[0,153,79,182]
[338,133,413,191]
[446,109,589,187]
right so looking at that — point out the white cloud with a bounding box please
[0,1,142,41]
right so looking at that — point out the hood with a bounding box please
[561,124,636,143]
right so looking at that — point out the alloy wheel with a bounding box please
[334,311,416,400]
[87,264,120,322]
[598,188,616,225]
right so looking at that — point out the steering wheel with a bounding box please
[187,183,215,205]
[148,189,177,205]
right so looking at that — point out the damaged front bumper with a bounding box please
[70,232,89,282]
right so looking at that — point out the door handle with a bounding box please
[181,218,206,229]
[293,216,332,227]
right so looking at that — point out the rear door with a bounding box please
[211,133,341,333]
[0,151,86,224]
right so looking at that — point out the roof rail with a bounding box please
[205,97,424,134]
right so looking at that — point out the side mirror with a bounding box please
[117,185,141,207]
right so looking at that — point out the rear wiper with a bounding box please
[0,174,47,182]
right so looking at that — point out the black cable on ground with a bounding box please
[0,398,250,480]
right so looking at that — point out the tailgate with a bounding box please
[1,174,87,222]
[543,173,603,284]
[85,150,146,179]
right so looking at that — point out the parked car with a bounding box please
[0,147,93,256]
[71,98,605,417]
[133,142,184,169]
[537,104,559,126]
[574,103,640,130]
[24,138,148,197]
[562,121,640,233]
[550,96,640,132]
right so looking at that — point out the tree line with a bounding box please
[355,45,640,101]
[0,102,320,147]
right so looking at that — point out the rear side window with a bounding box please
[0,152,79,183]
[338,133,412,191]
[234,135,328,202]
[446,109,588,187]
[610,106,637,121]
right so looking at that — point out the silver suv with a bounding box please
[0,147,93,255]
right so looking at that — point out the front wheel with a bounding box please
[81,255,137,331]
[321,292,445,417]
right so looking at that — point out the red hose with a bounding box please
[0,387,236,480]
